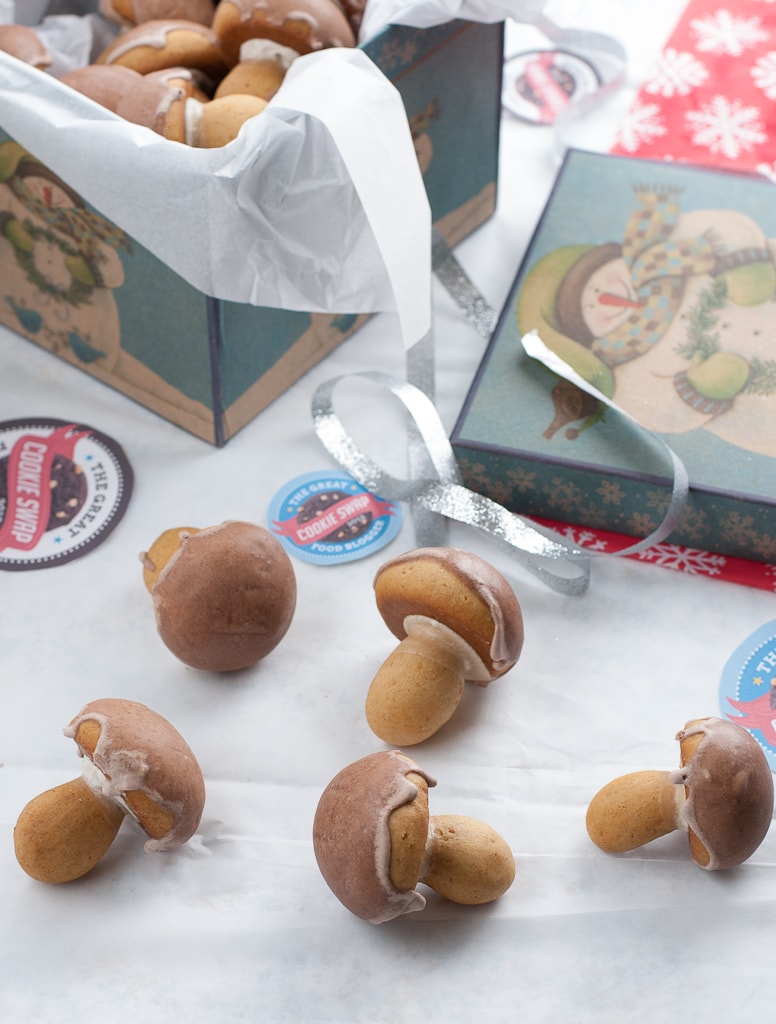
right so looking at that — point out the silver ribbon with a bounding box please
[432,228,499,340]
[425,233,691,558]
[521,330,690,555]
[312,232,692,597]
[312,369,592,596]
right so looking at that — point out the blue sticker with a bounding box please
[268,470,402,566]
[719,620,776,772]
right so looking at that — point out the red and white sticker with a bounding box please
[503,49,601,125]
[0,418,133,571]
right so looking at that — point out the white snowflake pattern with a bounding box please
[646,48,708,97]
[685,95,767,159]
[614,100,667,152]
[756,159,776,181]
[636,544,727,576]
[554,526,610,553]
[752,51,776,99]
[690,9,768,56]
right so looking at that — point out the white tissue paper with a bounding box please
[0,0,550,350]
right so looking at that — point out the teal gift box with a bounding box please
[452,149,776,563]
[0,14,503,445]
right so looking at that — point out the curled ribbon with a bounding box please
[432,229,498,340]
[425,230,691,559]
[313,225,691,597]
[311,369,592,596]
[520,330,690,556]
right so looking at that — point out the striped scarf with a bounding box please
[592,188,717,367]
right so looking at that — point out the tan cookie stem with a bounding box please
[420,814,516,905]
[585,770,684,853]
[14,777,126,884]
[365,633,465,747]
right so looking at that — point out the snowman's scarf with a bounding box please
[592,188,717,367]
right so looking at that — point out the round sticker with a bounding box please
[0,418,133,571]
[719,620,776,771]
[268,470,402,565]
[502,49,601,125]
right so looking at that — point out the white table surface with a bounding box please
[4,3,776,1022]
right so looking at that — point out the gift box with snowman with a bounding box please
[452,148,776,563]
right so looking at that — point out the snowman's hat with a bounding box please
[553,242,623,345]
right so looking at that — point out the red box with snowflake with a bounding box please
[611,0,776,180]
[451,147,776,565]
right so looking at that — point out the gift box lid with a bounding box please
[452,148,776,561]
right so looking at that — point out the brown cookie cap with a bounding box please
[313,750,437,924]
[60,64,144,113]
[96,19,228,79]
[673,717,774,870]
[114,75,188,139]
[0,25,52,70]
[212,0,355,65]
[150,521,296,670]
[99,0,216,27]
[65,698,206,852]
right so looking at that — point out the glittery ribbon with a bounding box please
[432,228,498,339]
[425,234,690,557]
[312,369,592,595]
[312,241,691,595]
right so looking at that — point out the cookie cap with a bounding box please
[313,750,437,924]
[150,521,297,671]
[65,698,206,852]
[213,0,355,65]
[673,717,774,870]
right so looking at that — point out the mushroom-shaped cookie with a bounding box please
[145,65,211,102]
[365,548,524,745]
[60,64,145,113]
[115,75,190,140]
[212,0,355,66]
[181,93,269,146]
[96,19,228,79]
[0,24,52,70]
[313,750,516,923]
[99,0,217,28]
[14,698,206,883]
[586,717,774,870]
[140,521,296,671]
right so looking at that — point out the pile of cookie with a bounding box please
[13,513,773,925]
[0,0,364,147]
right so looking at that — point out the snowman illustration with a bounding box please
[0,139,129,370]
[517,183,776,456]
[409,99,438,176]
